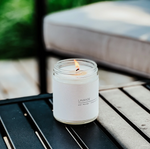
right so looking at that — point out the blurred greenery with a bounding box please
[0,0,116,59]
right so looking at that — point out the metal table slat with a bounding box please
[145,84,150,90]
[0,104,44,149]
[24,100,81,149]
[71,122,118,149]
[0,132,7,149]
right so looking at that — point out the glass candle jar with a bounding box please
[53,58,99,124]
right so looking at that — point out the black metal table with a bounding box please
[0,94,121,149]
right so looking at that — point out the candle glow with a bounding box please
[74,59,80,71]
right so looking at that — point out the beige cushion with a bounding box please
[44,0,150,78]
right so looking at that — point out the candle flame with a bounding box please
[74,59,80,71]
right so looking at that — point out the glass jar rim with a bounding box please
[53,58,98,75]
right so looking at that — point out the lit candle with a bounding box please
[53,58,99,124]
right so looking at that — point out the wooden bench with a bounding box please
[0,82,150,148]
[98,83,150,148]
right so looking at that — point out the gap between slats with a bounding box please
[0,117,16,149]
[97,96,150,149]
[120,88,150,114]
[94,121,123,149]
[19,101,88,149]
[48,98,119,149]
[65,126,89,149]
[47,98,89,149]
[0,115,46,149]
[99,93,150,143]
[3,136,12,149]
[18,103,52,149]
[100,88,150,138]
[46,99,89,149]
[120,84,150,114]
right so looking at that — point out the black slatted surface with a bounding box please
[0,132,7,149]
[0,94,120,149]
[71,123,117,149]
[24,100,80,149]
[145,84,150,90]
[0,104,44,149]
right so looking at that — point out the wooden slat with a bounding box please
[100,89,150,139]
[0,60,39,99]
[0,84,7,100]
[97,97,150,149]
[0,57,140,99]
[19,57,60,93]
[19,58,39,85]
[98,69,137,90]
[0,104,44,149]
[123,85,150,111]
[47,57,137,92]
[99,80,147,91]
[47,57,60,93]
[24,100,80,149]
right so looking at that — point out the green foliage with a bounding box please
[47,0,101,13]
[0,0,34,59]
[0,0,115,59]
[47,0,117,14]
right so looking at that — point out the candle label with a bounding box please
[78,97,97,106]
[53,78,99,122]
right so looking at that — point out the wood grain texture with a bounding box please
[123,85,150,110]
[0,57,141,99]
[47,57,137,92]
[99,80,147,91]
[100,89,150,139]
[19,58,39,85]
[98,69,136,88]
[47,57,60,93]
[0,83,7,100]
[0,60,39,99]
[97,97,150,149]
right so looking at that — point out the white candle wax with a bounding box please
[53,59,99,124]
[55,65,95,84]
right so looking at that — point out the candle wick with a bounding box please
[76,68,79,71]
